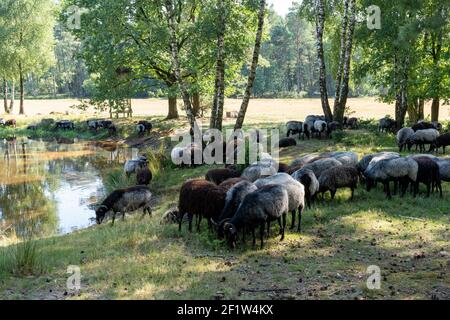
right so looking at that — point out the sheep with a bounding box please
[318,166,359,200]
[406,129,440,153]
[327,121,342,137]
[95,186,152,225]
[346,117,359,129]
[162,207,180,225]
[138,120,153,132]
[221,184,290,249]
[321,151,359,167]
[124,156,148,177]
[255,173,305,232]
[436,158,450,182]
[87,120,102,131]
[205,168,240,185]
[214,180,258,238]
[55,120,74,131]
[279,137,297,148]
[364,157,418,198]
[303,115,319,139]
[396,127,414,152]
[286,121,304,138]
[291,168,319,208]
[379,118,396,133]
[302,158,343,178]
[178,180,227,232]
[412,157,442,198]
[314,120,328,139]
[412,121,435,132]
[136,162,153,185]
[357,152,400,175]
[4,119,16,128]
[289,154,320,168]
[241,163,277,182]
[431,133,450,154]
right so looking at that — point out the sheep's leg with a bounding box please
[178,212,184,231]
[277,218,283,235]
[393,181,398,196]
[385,182,391,199]
[290,210,296,230]
[122,212,126,221]
[197,215,202,232]
[350,187,355,201]
[252,228,256,248]
[426,182,431,197]
[111,212,117,226]
[259,224,265,250]
[330,189,337,201]
[280,214,286,241]
[413,181,418,198]
[438,181,443,198]
[297,206,303,233]
[188,214,194,232]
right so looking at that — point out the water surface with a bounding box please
[0,138,137,238]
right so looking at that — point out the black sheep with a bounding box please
[136,162,153,185]
[279,137,297,148]
[413,157,442,198]
[432,133,450,154]
[412,121,434,132]
[205,168,240,185]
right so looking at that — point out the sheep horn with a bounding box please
[210,218,219,226]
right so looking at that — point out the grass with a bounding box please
[0,108,449,300]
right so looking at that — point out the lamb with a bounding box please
[286,121,304,138]
[95,186,152,225]
[136,162,153,185]
[124,156,148,177]
[314,120,328,139]
[255,173,305,232]
[318,166,359,200]
[346,117,359,129]
[364,157,418,198]
[291,168,319,208]
[279,137,297,148]
[241,163,277,182]
[221,184,290,249]
[214,180,258,238]
[379,118,396,133]
[406,129,440,153]
[178,179,227,232]
[396,127,414,152]
[302,158,343,178]
[412,157,442,198]
[205,168,240,185]
[431,133,450,154]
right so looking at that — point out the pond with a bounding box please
[0,137,138,238]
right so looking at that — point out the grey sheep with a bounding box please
[291,168,319,208]
[215,180,258,238]
[302,158,343,178]
[396,127,414,152]
[318,166,359,200]
[436,158,450,182]
[96,186,152,225]
[221,184,290,249]
[314,120,328,139]
[242,163,277,182]
[321,151,358,167]
[255,173,305,232]
[365,157,418,198]
[289,154,320,168]
[286,121,304,138]
[379,118,396,133]
[406,129,440,152]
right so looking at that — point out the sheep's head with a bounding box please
[223,223,238,249]
[95,205,109,224]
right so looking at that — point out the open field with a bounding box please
[2,98,450,123]
[0,114,449,300]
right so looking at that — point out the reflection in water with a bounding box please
[0,138,137,238]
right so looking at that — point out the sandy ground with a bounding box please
[3,98,450,122]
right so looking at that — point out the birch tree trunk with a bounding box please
[333,0,349,121]
[336,0,356,122]
[9,80,14,113]
[210,0,226,130]
[3,79,9,114]
[19,63,25,115]
[315,0,333,122]
[234,0,266,130]
[165,0,199,136]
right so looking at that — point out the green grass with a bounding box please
[0,121,449,300]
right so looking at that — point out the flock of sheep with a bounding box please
[89,115,449,250]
